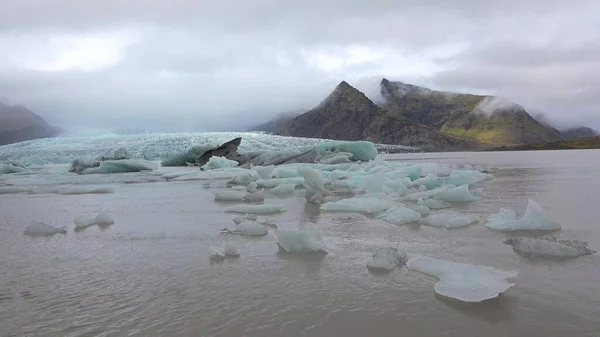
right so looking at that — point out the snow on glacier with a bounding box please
[485,199,561,231]
[407,255,518,302]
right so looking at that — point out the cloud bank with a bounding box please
[1,0,598,131]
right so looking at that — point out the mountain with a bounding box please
[279,81,475,151]
[559,126,598,139]
[0,102,60,146]
[248,111,300,134]
[487,136,600,151]
[379,79,562,146]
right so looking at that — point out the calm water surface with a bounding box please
[1,150,599,337]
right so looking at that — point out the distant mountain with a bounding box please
[0,102,60,146]
[487,136,600,151]
[248,111,301,134]
[559,126,598,139]
[279,81,475,151]
[379,78,562,146]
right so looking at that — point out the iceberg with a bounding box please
[366,248,408,273]
[254,165,275,179]
[420,211,480,229]
[446,170,490,186]
[161,145,214,167]
[82,160,158,174]
[406,255,518,302]
[23,222,67,236]
[503,237,595,258]
[255,178,305,188]
[298,166,331,205]
[433,185,481,203]
[224,204,286,214]
[318,152,353,165]
[320,197,399,214]
[275,228,327,254]
[377,206,422,225]
[210,244,241,261]
[273,167,300,179]
[420,198,451,209]
[405,204,431,216]
[73,215,97,228]
[485,199,561,231]
[200,156,239,171]
[412,173,443,190]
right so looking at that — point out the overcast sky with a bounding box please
[1,0,598,131]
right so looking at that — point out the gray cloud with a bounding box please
[1,0,599,132]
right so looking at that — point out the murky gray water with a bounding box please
[1,150,599,337]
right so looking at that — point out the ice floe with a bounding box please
[320,197,399,214]
[407,255,518,302]
[377,206,422,225]
[201,156,239,171]
[224,204,286,214]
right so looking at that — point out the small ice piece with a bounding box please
[0,186,30,194]
[267,183,296,195]
[94,211,115,225]
[366,248,408,273]
[0,165,27,174]
[23,222,67,236]
[485,199,561,231]
[255,178,305,188]
[297,167,329,193]
[209,250,226,262]
[227,171,259,186]
[257,217,278,228]
[412,173,443,190]
[406,255,518,303]
[82,160,158,174]
[403,186,448,201]
[420,198,451,209]
[242,189,265,202]
[73,215,96,228]
[247,181,258,193]
[57,186,115,195]
[275,228,327,254]
[224,204,286,214]
[320,197,399,214]
[232,217,244,225]
[273,167,300,179]
[213,190,247,201]
[245,214,258,221]
[405,204,431,216]
[420,211,480,229]
[377,206,422,225]
[201,156,239,171]
[318,152,353,165]
[446,169,489,186]
[358,171,390,195]
[229,221,268,236]
[223,244,241,257]
[254,165,275,179]
[503,237,595,258]
[433,185,481,203]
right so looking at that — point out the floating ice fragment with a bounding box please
[242,189,265,202]
[83,160,158,174]
[420,211,479,229]
[320,197,399,214]
[224,204,286,214]
[433,185,481,203]
[405,204,431,216]
[412,173,443,190]
[200,156,239,171]
[366,248,408,273]
[503,236,594,258]
[222,221,268,236]
[213,190,247,201]
[0,165,27,174]
[57,186,114,195]
[275,228,327,254]
[406,255,518,303]
[273,167,299,179]
[485,199,561,231]
[23,222,67,236]
[255,178,305,188]
[420,198,451,209]
[267,183,296,195]
[377,206,422,225]
[257,217,278,228]
[94,211,115,225]
[223,244,241,257]
[73,215,96,228]
[254,165,275,179]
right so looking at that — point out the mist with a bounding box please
[1,0,599,132]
